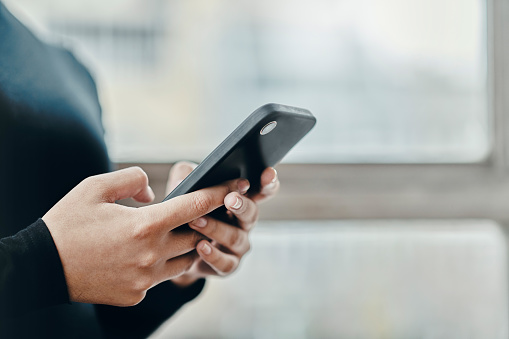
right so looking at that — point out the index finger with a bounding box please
[141,178,249,233]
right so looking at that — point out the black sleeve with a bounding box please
[0,219,70,319]
[95,278,206,339]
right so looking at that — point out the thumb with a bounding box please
[96,167,155,203]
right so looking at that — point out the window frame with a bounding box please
[117,0,509,222]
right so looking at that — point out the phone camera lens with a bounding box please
[260,121,277,135]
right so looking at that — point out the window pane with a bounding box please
[8,0,488,163]
[156,220,508,339]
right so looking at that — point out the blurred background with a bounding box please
[5,0,509,338]
[6,0,489,163]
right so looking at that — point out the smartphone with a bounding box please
[162,103,316,206]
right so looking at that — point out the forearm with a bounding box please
[95,279,206,339]
[0,219,69,319]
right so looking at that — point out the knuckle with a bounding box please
[174,161,194,171]
[192,230,206,245]
[221,260,237,275]
[173,161,186,168]
[229,230,245,250]
[83,176,113,201]
[191,192,213,215]
[132,223,151,240]
[131,275,153,294]
[131,213,158,240]
[83,175,115,200]
[137,251,159,268]
[80,175,94,187]
[178,253,195,273]
[130,166,149,186]
[244,241,252,254]
[171,161,196,181]
[205,218,217,235]
[252,208,260,223]
[82,175,103,191]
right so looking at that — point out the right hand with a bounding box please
[42,167,246,307]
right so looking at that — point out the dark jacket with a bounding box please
[0,3,203,338]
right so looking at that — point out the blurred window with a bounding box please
[4,1,506,339]
[8,0,488,163]
[158,220,508,339]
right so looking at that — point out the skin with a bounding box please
[167,162,280,287]
[43,167,247,306]
[42,165,280,306]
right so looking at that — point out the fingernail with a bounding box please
[191,217,207,228]
[238,180,250,194]
[229,196,243,210]
[271,168,278,183]
[200,242,212,255]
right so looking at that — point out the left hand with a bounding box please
[166,161,280,287]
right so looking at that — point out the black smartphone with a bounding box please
[163,103,316,205]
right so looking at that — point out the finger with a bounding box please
[160,251,199,282]
[189,216,250,255]
[261,167,278,187]
[195,240,240,276]
[164,227,207,259]
[166,161,198,194]
[141,178,250,233]
[250,167,280,203]
[132,186,156,203]
[90,167,155,203]
[224,193,258,231]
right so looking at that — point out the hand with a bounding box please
[42,167,246,306]
[167,162,280,287]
